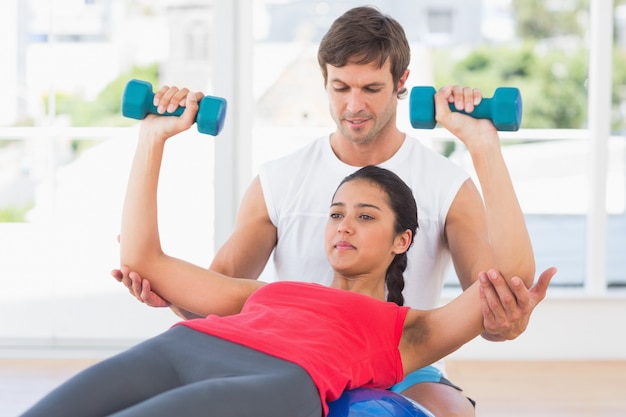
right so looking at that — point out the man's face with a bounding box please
[326,60,401,145]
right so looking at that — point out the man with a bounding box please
[115,6,542,417]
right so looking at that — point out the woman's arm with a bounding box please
[399,280,482,374]
[112,175,278,319]
[120,91,263,317]
[435,85,537,341]
[399,267,555,375]
[437,85,535,288]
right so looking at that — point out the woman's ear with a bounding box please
[393,229,412,254]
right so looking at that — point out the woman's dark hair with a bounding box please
[336,165,418,306]
[317,6,411,99]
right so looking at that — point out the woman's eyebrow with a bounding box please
[330,201,381,211]
[357,203,382,211]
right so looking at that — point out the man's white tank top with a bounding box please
[258,135,469,310]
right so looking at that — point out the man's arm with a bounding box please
[444,179,492,290]
[209,176,278,279]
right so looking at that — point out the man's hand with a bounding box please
[478,267,556,341]
[111,266,171,308]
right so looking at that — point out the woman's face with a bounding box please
[325,179,409,279]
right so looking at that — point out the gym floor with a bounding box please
[3,358,625,416]
[445,360,626,417]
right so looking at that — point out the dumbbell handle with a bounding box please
[409,86,522,131]
[449,97,493,119]
[144,99,187,118]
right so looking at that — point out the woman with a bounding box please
[22,92,553,417]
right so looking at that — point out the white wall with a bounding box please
[0,0,18,125]
[0,130,215,358]
[442,291,626,360]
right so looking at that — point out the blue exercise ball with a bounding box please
[327,388,435,417]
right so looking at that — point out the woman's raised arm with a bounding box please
[119,90,263,317]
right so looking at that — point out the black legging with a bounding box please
[21,326,322,417]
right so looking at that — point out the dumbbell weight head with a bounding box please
[121,79,227,136]
[122,79,154,120]
[409,86,438,130]
[409,86,522,131]
[489,87,523,132]
[196,96,227,136]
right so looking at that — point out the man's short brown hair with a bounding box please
[317,6,411,98]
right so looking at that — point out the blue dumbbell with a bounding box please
[121,79,227,136]
[409,86,522,132]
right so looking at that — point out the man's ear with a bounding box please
[397,69,410,91]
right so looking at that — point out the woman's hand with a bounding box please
[433,85,499,153]
[140,86,204,142]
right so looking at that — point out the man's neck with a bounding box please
[329,130,406,167]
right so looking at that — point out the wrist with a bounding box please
[139,123,169,146]
[465,132,500,156]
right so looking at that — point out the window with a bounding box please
[427,9,454,35]
[249,0,626,290]
[0,0,624,352]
